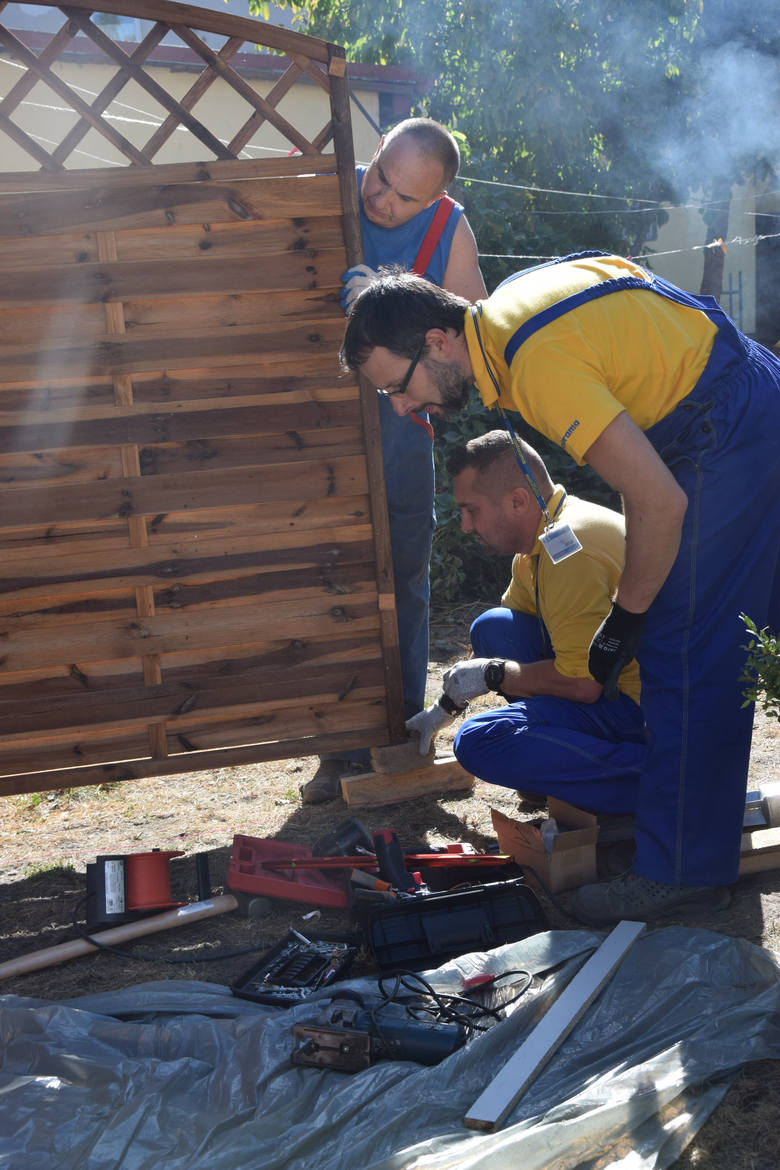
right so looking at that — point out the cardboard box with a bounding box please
[491,797,599,893]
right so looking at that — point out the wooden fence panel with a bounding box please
[0,0,402,795]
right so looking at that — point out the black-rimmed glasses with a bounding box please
[379,339,425,397]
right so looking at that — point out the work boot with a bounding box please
[570,869,731,927]
[299,759,365,805]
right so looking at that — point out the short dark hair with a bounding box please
[447,430,554,501]
[384,118,460,187]
[340,269,469,370]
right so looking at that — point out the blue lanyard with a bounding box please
[469,306,554,527]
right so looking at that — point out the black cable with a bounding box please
[374,967,534,1033]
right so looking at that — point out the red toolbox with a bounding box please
[227,834,351,909]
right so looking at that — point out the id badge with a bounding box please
[539,521,582,564]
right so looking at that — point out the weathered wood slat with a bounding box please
[0,287,343,345]
[0,456,368,529]
[0,446,124,488]
[0,592,381,672]
[0,726,388,795]
[0,154,339,195]
[0,175,342,237]
[0,427,364,487]
[0,318,347,380]
[0,631,381,706]
[0,501,372,565]
[0,405,359,458]
[1,251,344,306]
[18,0,336,65]
[1,550,377,613]
[0,661,386,739]
[0,369,355,416]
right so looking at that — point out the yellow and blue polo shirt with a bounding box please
[465,254,718,465]
[502,486,641,702]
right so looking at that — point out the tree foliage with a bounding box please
[250,0,778,600]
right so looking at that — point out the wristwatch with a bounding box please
[484,659,506,693]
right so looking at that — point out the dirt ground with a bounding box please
[1,601,779,1169]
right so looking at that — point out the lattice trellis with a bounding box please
[0,0,350,170]
[0,0,402,797]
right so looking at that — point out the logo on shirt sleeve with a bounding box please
[561,419,580,449]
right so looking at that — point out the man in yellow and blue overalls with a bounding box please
[339,252,780,925]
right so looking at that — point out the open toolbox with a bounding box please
[361,878,548,973]
[227,833,516,909]
[231,929,361,1006]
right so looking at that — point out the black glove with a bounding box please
[588,602,645,701]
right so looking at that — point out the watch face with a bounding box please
[485,660,505,691]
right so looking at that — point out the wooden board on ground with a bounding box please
[340,755,474,807]
[739,826,780,876]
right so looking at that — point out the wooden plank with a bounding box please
[1,554,377,617]
[341,757,474,807]
[0,593,381,673]
[0,669,386,743]
[0,456,368,529]
[0,445,124,488]
[0,727,387,798]
[0,513,373,581]
[739,826,780,875]
[0,154,339,195]
[0,403,359,458]
[0,361,354,407]
[15,0,335,64]
[113,219,346,264]
[464,921,647,1132]
[0,318,347,381]
[0,655,385,739]
[0,252,344,306]
[0,175,342,238]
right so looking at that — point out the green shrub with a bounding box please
[740,615,780,722]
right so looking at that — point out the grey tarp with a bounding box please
[1,926,779,1169]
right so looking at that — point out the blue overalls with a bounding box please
[359,170,462,718]
[481,254,780,885]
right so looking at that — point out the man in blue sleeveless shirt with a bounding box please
[300,119,485,804]
[339,255,780,925]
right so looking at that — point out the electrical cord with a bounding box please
[374,967,534,1034]
[72,894,273,965]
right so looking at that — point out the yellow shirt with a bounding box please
[465,254,718,464]
[502,486,641,703]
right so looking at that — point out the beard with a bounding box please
[422,357,474,417]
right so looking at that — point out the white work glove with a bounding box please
[340,263,378,314]
[442,659,494,707]
[405,702,455,755]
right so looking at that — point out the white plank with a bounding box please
[464,919,646,1132]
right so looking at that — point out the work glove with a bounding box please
[405,701,456,755]
[588,601,645,701]
[340,264,378,315]
[442,658,494,707]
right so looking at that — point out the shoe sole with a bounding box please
[572,885,731,927]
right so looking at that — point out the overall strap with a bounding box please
[408,196,456,439]
[411,195,456,276]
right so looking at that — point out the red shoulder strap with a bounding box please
[408,195,455,441]
[411,195,456,276]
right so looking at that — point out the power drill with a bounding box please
[291,992,467,1072]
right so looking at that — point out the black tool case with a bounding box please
[363,878,547,972]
